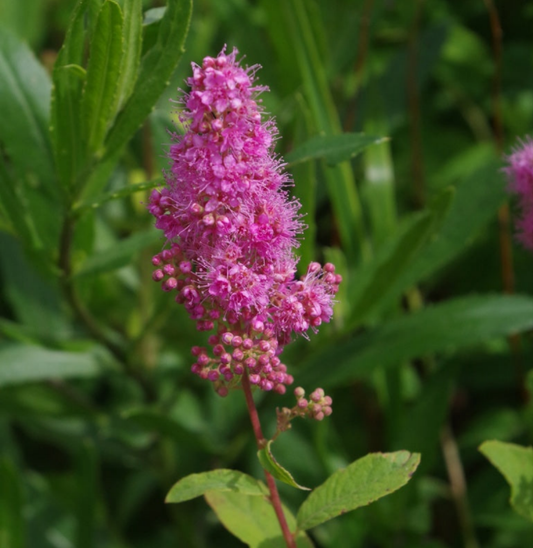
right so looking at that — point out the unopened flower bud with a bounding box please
[207,370,219,381]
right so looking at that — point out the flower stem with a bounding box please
[241,370,297,548]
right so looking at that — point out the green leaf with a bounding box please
[347,212,431,325]
[74,229,161,278]
[299,295,533,389]
[260,537,314,548]
[50,0,93,191]
[290,95,317,270]
[297,451,420,531]
[347,188,454,327]
[286,133,386,167]
[377,159,505,307]
[362,107,397,247]
[0,343,99,386]
[0,459,25,548]
[480,441,533,522]
[204,490,313,548]
[0,26,54,188]
[73,177,163,214]
[257,440,310,491]
[115,0,142,112]
[166,470,268,503]
[104,0,192,162]
[0,26,60,260]
[284,0,368,262]
[82,0,124,156]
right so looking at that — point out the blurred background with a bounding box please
[1,0,533,547]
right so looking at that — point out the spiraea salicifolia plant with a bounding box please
[154,49,420,548]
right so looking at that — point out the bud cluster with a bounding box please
[276,387,333,432]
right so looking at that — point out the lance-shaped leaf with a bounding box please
[103,0,192,162]
[166,470,268,503]
[297,451,420,531]
[480,440,533,522]
[73,178,163,214]
[299,294,533,389]
[362,107,397,247]
[257,440,310,491]
[372,158,506,314]
[0,27,59,261]
[346,187,454,328]
[50,0,91,191]
[286,133,386,167]
[82,0,124,156]
[284,0,368,262]
[73,229,161,278]
[115,0,142,112]
[0,26,54,189]
[0,343,99,386]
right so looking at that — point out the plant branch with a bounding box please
[241,370,297,548]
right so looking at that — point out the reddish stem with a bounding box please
[241,370,297,548]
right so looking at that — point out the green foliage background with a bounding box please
[0,0,533,547]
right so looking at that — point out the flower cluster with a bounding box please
[275,387,333,433]
[149,48,340,403]
[504,137,533,250]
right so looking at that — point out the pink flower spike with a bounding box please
[147,47,341,398]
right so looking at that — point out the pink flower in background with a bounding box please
[149,47,340,400]
[504,137,533,250]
